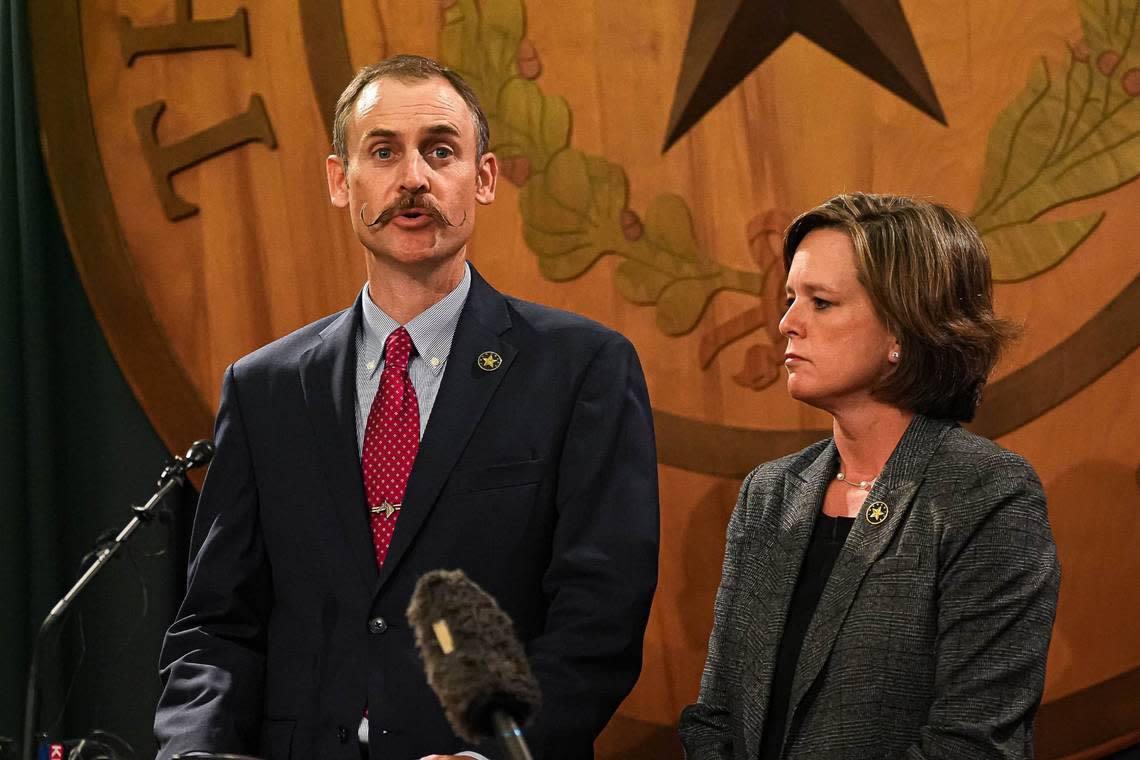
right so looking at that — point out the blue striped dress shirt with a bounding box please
[354,263,471,451]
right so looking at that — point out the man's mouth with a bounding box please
[359,197,465,229]
[390,210,435,229]
[362,191,456,227]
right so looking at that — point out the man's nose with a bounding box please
[397,152,430,195]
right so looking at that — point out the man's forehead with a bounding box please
[351,76,468,137]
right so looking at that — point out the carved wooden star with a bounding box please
[664,0,945,150]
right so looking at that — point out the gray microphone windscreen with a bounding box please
[406,569,541,743]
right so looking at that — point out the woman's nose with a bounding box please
[778,299,800,338]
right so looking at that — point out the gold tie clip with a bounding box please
[370,500,402,518]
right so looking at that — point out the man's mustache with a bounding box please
[359,194,465,228]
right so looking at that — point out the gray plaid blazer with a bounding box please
[679,415,1060,759]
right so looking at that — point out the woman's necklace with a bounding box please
[835,469,877,490]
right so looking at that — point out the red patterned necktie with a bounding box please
[361,326,420,568]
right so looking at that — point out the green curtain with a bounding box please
[1,0,195,756]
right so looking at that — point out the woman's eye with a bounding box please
[813,298,832,310]
[784,297,795,309]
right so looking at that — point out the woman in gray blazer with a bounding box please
[679,193,1060,760]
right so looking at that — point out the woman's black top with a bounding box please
[758,513,855,759]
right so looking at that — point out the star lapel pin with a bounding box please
[865,501,889,525]
[477,350,503,372]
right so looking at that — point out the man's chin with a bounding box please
[362,241,468,271]
[362,229,435,256]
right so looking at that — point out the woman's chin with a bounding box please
[784,380,814,405]
[786,385,840,416]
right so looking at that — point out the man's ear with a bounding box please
[326,154,349,208]
[475,152,498,205]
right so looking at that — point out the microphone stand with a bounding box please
[20,440,214,760]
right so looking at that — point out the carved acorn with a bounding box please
[1097,50,1122,76]
[620,209,643,241]
[1123,68,1140,97]
[499,156,532,186]
[1069,38,1090,62]
[517,39,542,80]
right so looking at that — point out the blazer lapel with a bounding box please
[784,415,953,742]
[298,295,378,596]
[740,444,835,760]
[374,268,516,593]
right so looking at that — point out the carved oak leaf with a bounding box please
[972,0,1140,281]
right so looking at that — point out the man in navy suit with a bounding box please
[153,55,659,760]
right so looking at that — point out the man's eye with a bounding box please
[431,146,453,159]
[375,147,393,160]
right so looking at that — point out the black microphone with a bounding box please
[406,570,541,760]
[156,438,214,487]
[184,439,215,468]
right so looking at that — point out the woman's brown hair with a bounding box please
[783,193,1017,422]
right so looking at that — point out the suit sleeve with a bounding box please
[899,454,1060,760]
[677,470,757,760]
[153,364,272,759]
[518,333,660,760]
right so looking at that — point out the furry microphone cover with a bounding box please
[406,569,542,743]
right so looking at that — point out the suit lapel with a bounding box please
[740,444,834,760]
[784,415,952,742]
[298,295,378,595]
[374,268,516,593]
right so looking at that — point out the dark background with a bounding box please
[1,1,1136,759]
[2,1,195,756]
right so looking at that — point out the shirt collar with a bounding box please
[359,263,471,378]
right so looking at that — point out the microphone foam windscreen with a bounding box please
[406,569,542,743]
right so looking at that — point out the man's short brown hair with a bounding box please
[783,193,1017,422]
[331,54,490,164]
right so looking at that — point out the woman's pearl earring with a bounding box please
[890,351,900,361]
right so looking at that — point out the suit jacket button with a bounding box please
[337,725,349,743]
[368,616,388,634]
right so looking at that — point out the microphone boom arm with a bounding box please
[20,439,213,760]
